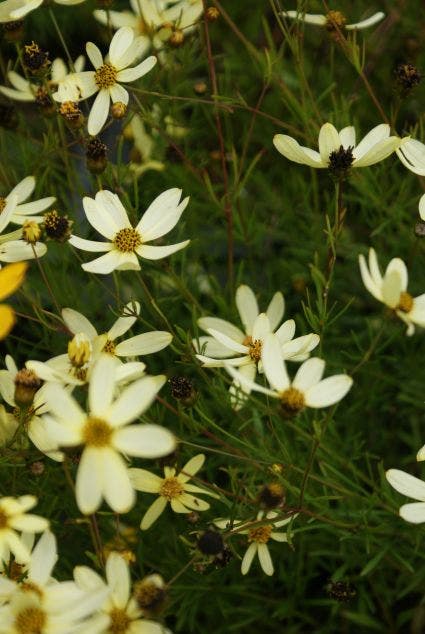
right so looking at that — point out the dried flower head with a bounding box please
[23,41,50,75]
[44,210,73,242]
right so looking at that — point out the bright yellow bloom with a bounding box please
[0,261,27,340]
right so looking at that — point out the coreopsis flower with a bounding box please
[129,454,217,530]
[195,284,319,408]
[396,137,425,175]
[74,552,171,634]
[0,495,48,563]
[69,188,190,274]
[226,333,352,416]
[94,0,203,52]
[55,27,157,136]
[41,355,176,514]
[215,511,295,576]
[386,469,425,523]
[0,232,47,263]
[359,248,425,335]
[281,9,385,32]
[61,301,172,361]
[125,114,165,177]
[273,123,400,177]
[0,355,64,461]
[0,262,27,340]
[0,176,55,225]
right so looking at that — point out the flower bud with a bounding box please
[68,333,92,368]
[22,221,42,244]
[86,138,108,174]
[14,368,42,407]
[111,101,127,119]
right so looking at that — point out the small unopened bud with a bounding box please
[193,81,207,95]
[133,575,166,612]
[394,63,421,97]
[186,511,200,524]
[258,482,285,509]
[22,220,42,244]
[205,6,220,21]
[59,101,84,129]
[30,461,45,476]
[169,29,184,47]
[2,20,25,43]
[23,41,50,75]
[197,530,224,556]
[86,138,108,174]
[44,210,73,242]
[271,463,283,475]
[68,333,92,368]
[111,101,127,119]
[14,368,42,407]
[169,376,197,406]
[35,87,56,116]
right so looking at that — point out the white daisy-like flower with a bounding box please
[129,453,218,530]
[386,469,425,524]
[273,123,400,172]
[61,301,172,361]
[195,285,319,408]
[226,333,352,415]
[215,511,295,576]
[0,176,55,226]
[0,0,43,22]
[69,188,190,275]
[54,27,157,136]
[0,355,64,461]
[94,0,203,51]
[0,57,85,103]
[74,552,171,634]
[0,235,47,263]
[282,9,385,32]
[396,136,425,175]
[359,247,425,336]
[125,114,165,177]
[0,495,48,563]
[41,355,176,514]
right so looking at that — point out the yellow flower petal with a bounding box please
[0,304,16,340]
[0,261,28,301]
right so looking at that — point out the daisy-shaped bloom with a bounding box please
[0,496,48,563]
[273,123,400,177]
[69,188,190,275]
[226,333,352,416]
[55,27,157,136]
[74,552,171,633]
[61,301,172,362]
[0,57,85,103]
[0,262,27,340]
[195,284,319,408]
[386,469,425,524]
[359,247,425,336]
[124,114,165,177]
[282,10,384,32]
[0,232,47,263]
[215,511,295,576]
[42,355,176,514]
[94,0,203,52]
[0,176,55,226]
[129,454,218,530]
[396,136,425,175]
[0,356,64,461]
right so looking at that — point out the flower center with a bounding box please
[108,607,131,634]
[82,416,113,447]
[68,334,92,368]
[279,387,305,416]
[242,336,262,362]
[0,509,8,529]
[328,145,354,180]
[0,197,6,213]
[15,607,46,634]
[94,63,118,89]
[160,476,183,500]
[248,524,272,544]
[113,228,142,253]
[325,10,347,31]
[102,339,116,355]
[397,291,414,313]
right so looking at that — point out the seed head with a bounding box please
[44,210,73,242]
[169,376,197,406]
[197,529,224,555]
[23,42,50,75]
[86,138,108,174]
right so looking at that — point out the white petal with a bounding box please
[353,136,400,168]
[273,134,324,168]
[266,292,284,330]
[87,89,111,136]
[293,357,325,391]
[257,543,274,575]
[86,42,103,70]
[241,542,257,575]
[141,497,167,530]
[419,194,425,221]
[69,235,111,252]
[110,83,129,104]
[136,188,187,241]
[108,375,165,426]
[128,468,162,492]
[386,468,425,502]
[305,374,353,408]
[252,313,271,341]
[359,253,383,302]
[235,285,259,335]
[180,454,205,481]
[385,258,408,292]
[76,447,104,514]
[197,317,245,343]
[42,383,85,427]
[82,251,135,275]
[339,126,356,149]
[115,331,172,356]
[9,175,35,203]
[399,502,425,524]
[193,336,237,358]
[89,355,116,417]
[346,12,385,30]
[109,26,134,67]
[106,552,130,608]
[225,364,275,398]
[83,195,119,239]
[318,123,341,164]
[275,319,296,344]
[108,301,140,339]
[95,190,132,229]
[116,56,157,82]
[114,424,176,458]
[136,240,190,260]
[28,531,57,585]
[262,333,290,391]
[62,308,97,339]
[102,449,135,512]
[382,268,403,308]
